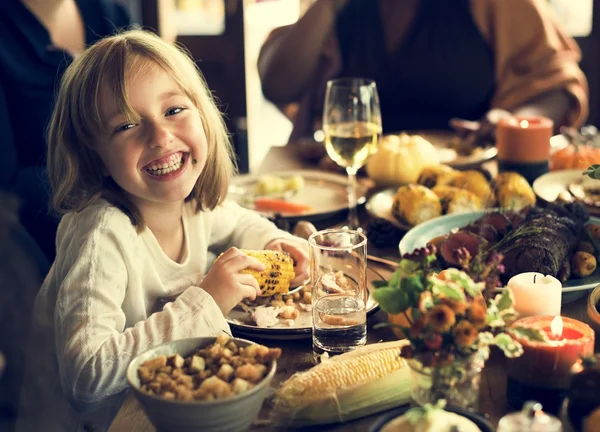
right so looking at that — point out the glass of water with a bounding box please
[309,228,368,356]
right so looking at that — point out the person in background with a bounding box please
[0,0,133,261]
[16,30,309,431]
[258,0,589,146]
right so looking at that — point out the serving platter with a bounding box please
[398,211,600,301]
[226,267,384,340]
[228,170,368,222]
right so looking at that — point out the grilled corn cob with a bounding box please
[417,164,458,189]
[271,340,410,427]
[240,250,295,296]
[392,184,442,226]
[432,185,482,214]
[447,170,494,206]
[494,172,536,211]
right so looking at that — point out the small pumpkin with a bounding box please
[366,133,440,186]
[550,143,600,171]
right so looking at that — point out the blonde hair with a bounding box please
[47,29,235,229]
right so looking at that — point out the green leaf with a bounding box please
[398,259,421,277]
[495,289,514,311]
[388,270,401,288]
[509,326,549,343]
[584,164,600,179]
[493,333,524,358]
[371,280,388,289]
[372,286,410,314]
[431,282,464,300]
[485,302,505,328]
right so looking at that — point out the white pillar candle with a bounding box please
[506,272,562,318]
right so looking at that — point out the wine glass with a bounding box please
[322,78,382,229]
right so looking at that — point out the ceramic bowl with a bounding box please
[126,337,277,432]
[369,404,494,432]
[587,284,600,335]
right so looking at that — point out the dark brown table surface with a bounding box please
[108,146,597,432]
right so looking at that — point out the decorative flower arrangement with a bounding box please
[372,244,547,408]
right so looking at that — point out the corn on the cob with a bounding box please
[240,250,295,297]
[271,340,410,427]
[392,184,442,226]
[494,172,536,211]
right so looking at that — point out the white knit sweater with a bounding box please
[16,199,297,432]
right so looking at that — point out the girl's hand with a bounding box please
[200,247,265,315]
[265,239,310,287]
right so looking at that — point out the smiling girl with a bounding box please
[17,30,308,431]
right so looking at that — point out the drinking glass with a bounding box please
[309,229,368,356]
[322,78,382,229]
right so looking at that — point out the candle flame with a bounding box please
[520,120,530,128]
[550,316,563,338]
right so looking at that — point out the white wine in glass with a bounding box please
[323,78,382,229]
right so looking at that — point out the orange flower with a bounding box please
[440,298,467,316]
[424,333,443,350]
[427,304,456,333]
[453,320,478,347]
[466,303,487,329]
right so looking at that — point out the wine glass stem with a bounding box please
[346,167,359,229]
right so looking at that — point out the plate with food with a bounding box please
[226,267,383,340]
[366,166,535,231]
[398,205,600,301]
[533,169,600,216]
[228,170,368,222]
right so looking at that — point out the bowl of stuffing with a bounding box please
[126,335,281,432]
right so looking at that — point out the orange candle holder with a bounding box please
[496,116,554,184]
[506,315,595,413]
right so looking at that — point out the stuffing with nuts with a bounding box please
[137,335,282,401]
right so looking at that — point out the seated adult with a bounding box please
[258,0,589,144]
[0,0,132,261]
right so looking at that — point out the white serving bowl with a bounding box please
[126,337,277,432]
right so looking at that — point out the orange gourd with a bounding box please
[551,144,600,171]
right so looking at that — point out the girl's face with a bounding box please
[96,63,207,211]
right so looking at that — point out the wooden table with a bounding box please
[108,146,598,432]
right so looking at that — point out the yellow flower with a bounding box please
[466,303,487,329]
[427,304,456,333]
[453,320,478,347]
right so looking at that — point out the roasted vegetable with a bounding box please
[271,341,410,427]
[494,172,536,211]
[240,250,296,296]
[417,165,458,189]
[392,184,442,226]
[447,170,494,206]
[432,185,482,215]
[571,251,597,277]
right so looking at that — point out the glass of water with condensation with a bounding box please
[309,229,367,356]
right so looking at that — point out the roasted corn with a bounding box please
[392,184,442,226]
[494,172,536,211]
[447,170,494,206]
[240,250,295,297]
[417,164,458,189]
[271,340,410,427]
[432,185,482,214]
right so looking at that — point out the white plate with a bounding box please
[365,188,412,231]
[226,267,383,340]
[228,170,368,222]
[399,211,600,296]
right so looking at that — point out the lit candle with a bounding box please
[507,315,595,389]
[507,272,562,318]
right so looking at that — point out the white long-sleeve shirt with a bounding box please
[16,199,297,432]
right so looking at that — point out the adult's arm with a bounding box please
[472,0,589,128]
[257,0,344,103]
